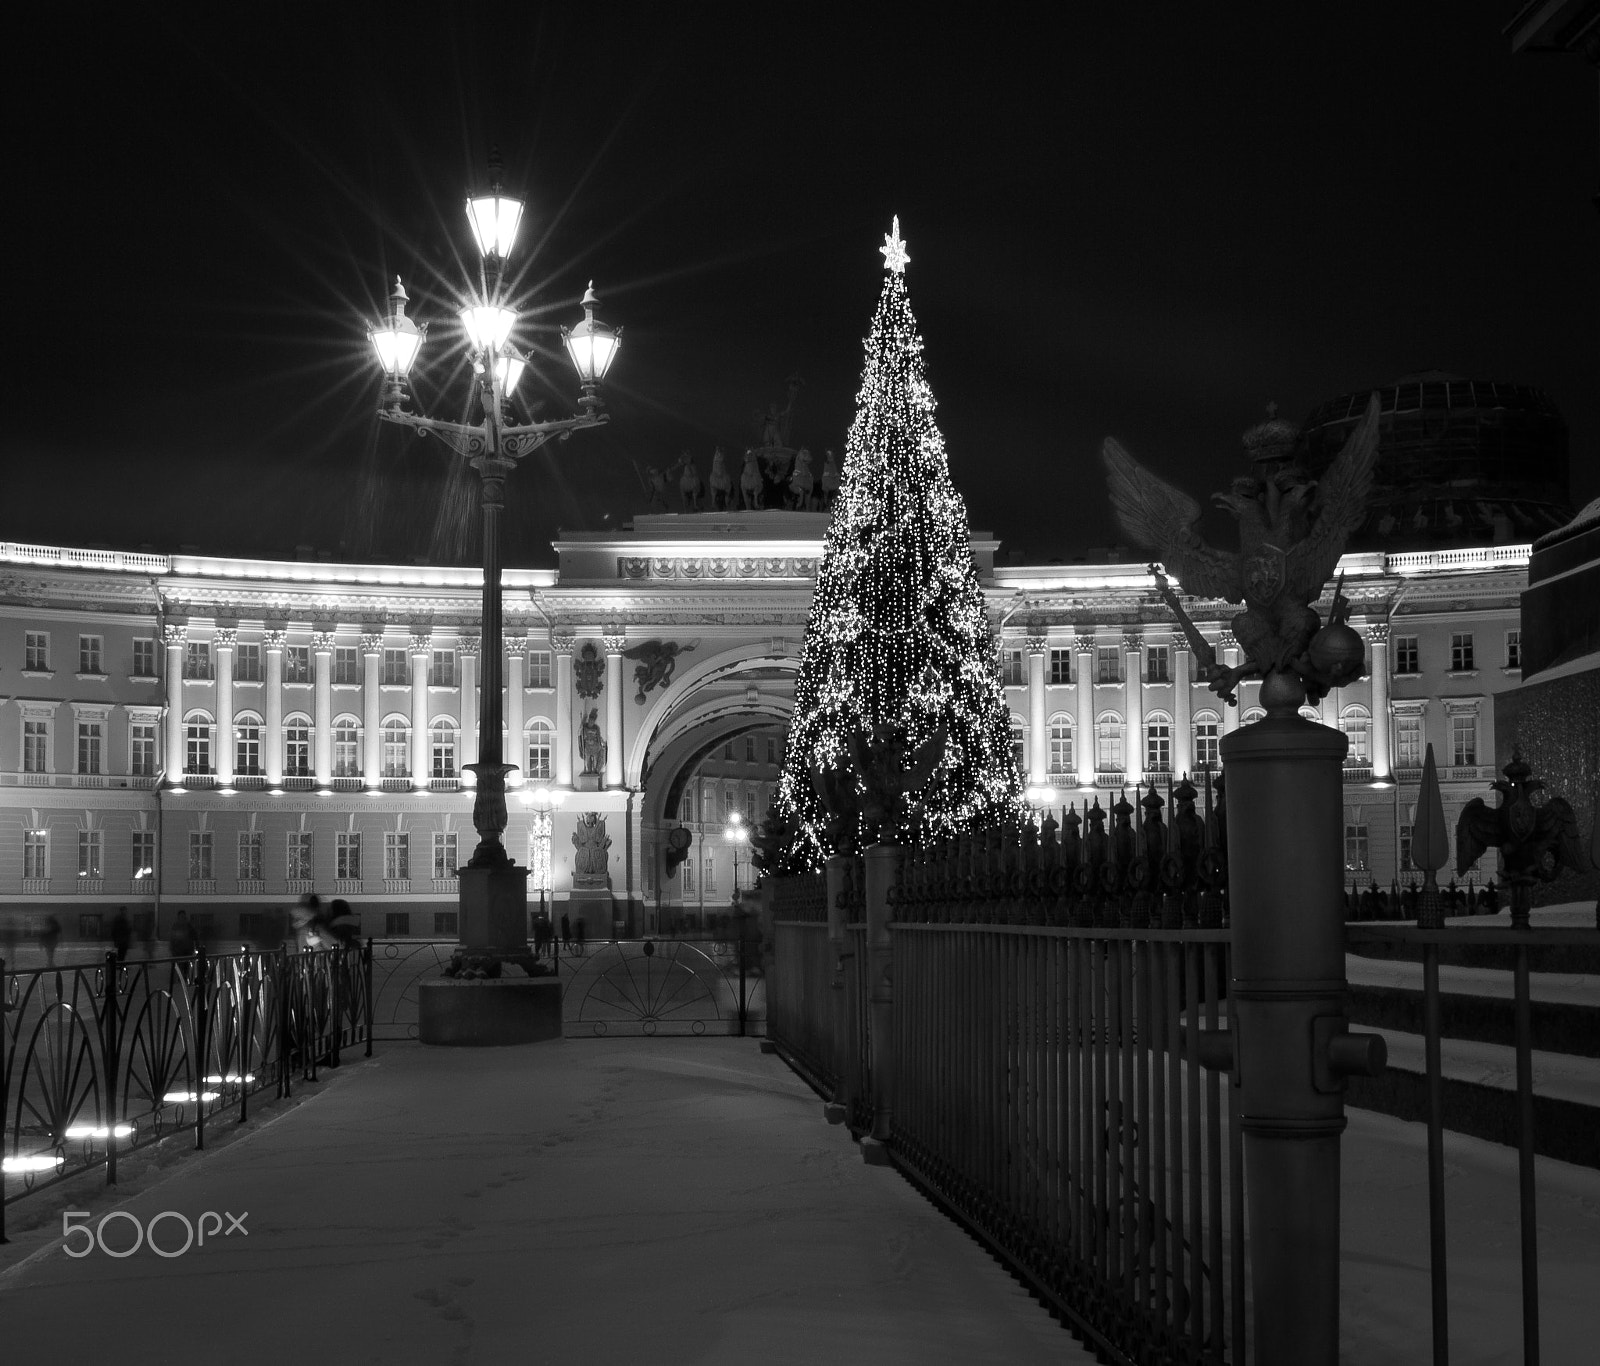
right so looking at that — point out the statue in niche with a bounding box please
[667,452,704,511]
[571,812,612,886]
[573,642,604,699]
[623,638,700,702]
[578,708,606,776]
[709,448,733,510]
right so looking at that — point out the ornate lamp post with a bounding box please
[724,812,748,895]
[365,156,619,1005]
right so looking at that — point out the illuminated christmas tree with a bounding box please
[774,218,1024,867]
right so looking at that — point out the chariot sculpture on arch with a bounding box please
[1101,395,1382,719]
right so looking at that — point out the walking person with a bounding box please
[560,912,572,953]
[167,909,196,960]
[575,917,586,954]
[110,907,132,963]
[39,915,61,968]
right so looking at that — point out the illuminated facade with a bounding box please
[0,519,1530,944]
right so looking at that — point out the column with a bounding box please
[554,633,575,787]
[410,630,431,788]
[1026,634,1047,786]
[505,633,525,784]
[361,632,383,788]
[459,635,480,787]
[603,631,625,788]
[162,623,186,779]
[312,629,335,785]
[1074,629,1096,787]
[1123,632,1144,784]
[1219,632,1242,738]
[214,627,236,785]
[264,628,285,785]
[1367,622,1391,779]
[1172,639,1193,777]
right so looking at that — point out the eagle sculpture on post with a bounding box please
[1101,394,1382,716]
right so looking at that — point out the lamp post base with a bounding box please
[456,861,533,964]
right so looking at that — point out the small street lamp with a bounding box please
[365,152,620,979]
[724,812,749,895]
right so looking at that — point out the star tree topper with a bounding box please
[880,216,910,274]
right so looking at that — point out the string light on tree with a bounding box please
[773,218,1023,868]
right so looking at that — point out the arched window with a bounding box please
[1242,707,1266,726]
[333,715,361,777]
[382,716,410,778]
[526,718,553,782]
[430,718,458,779]
[284,714,312,777]
[1009,717,1026,777]
[1047,714,1073,775]
[1145,711,1173,773]
[1299,705,1321,723]
[1193,710,1221,771]
[183,709,214,774]
[1096,712,1123,772]
[235,711,263,775]
[1340,705,1371,764]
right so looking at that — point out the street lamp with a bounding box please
[724,812,749,895]
[365,154,620,978]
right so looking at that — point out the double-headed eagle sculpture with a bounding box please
[1101,394,1382,716]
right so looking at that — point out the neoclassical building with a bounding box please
[0,507,1530,945]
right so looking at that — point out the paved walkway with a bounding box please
[0,1039,1088,1366]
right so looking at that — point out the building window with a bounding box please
[766,737,778,764]
[383,647,408,685]
[704,857,717,894]
[433,832,458,879]
[333,719,360,777]
[1396,714,1423,767]
[1048,716,1073,775]
[77,720,103,775]
[131,721,157,777]
[1344,824,1369,873]
[132,830,154,880]
[1010,720,1026,776]
[430,720,457,779]
[722,742,734,761]
[385,832,409,881]
[1341,707,1371,764]
[1505,630,1521,670]
[1394,636,1419,675]
[285,717,311,777]
[132,637,157,678]
[382,719,409,777]
[235,642,261,681]
[1048,648,1072,685]
[336,832,362,881]
[185,720,212,774]
[1096,647,1121,683]
[24,829,48,879]
[334,646,360,684]
[236,719,262,775]
[1001,648,1025,687]
[1096,714,1123,771]
[434,911,458,936]
[189,831,213,881]
[527,649,553,688]
[23,718,50,773]
[1194,714,1220,770]
[1399,824,1415,872]
[1450,633,1475,672]
[744,735,756,763]
[288,831,314,882]
[24,631,49,672]
[79,635,103,675]
[1146,646,1170,683]
[430,650,457,687]
[526,721,553,781]
[1146,717,1171,772]
[284,645,310,683]
[745,789,757,820]
[1450,713,1477,767]
[682,858,694,893]
[238,831,262,882]
[386,912,410,937]
[78,829,102,879]
[185,641,212,680]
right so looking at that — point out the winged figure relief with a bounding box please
[1100,393,1381,707]
[622,638,700,702]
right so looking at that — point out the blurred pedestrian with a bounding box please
[111,907,132,963]
[168,909,195,960]
[575,917,586,952]
[39,915,61,968]
[0,917,18,967]
[560,913,572,952]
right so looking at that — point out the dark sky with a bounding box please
[7,4,1596,567]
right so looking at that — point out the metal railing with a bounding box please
[1,943,372,1240]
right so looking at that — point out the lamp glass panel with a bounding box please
[465,194,524,259]
[370,324,421,377]
[566,330,620,383]
[494,352,527,395]
[459,305,517,353]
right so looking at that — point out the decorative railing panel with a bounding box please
[767,923,836,1092]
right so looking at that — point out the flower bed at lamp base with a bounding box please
[418,977,562,1046]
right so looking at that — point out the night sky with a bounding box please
[8,5,1596,568]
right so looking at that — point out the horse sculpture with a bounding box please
[739,449,765,509]
[709,448,733,510]
[786,446,816,510]
[668,453,704,511]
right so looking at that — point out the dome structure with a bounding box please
[1297,371,1574,549]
